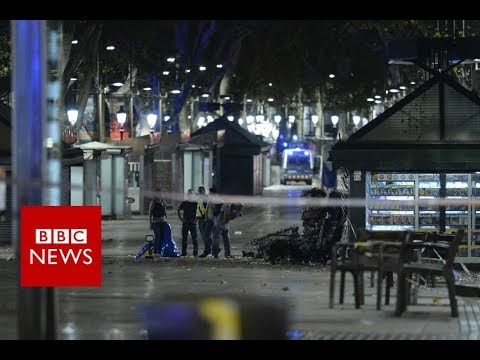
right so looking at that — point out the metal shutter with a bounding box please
[61,165,71,206]
[0,171,12,244]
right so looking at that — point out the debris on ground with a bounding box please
[242,187,347,265]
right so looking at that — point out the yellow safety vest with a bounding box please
[196,199,207,218]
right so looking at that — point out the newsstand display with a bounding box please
[366,171,479,259]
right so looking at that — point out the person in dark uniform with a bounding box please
[177,189,199,257]
[148,191,168,255]
[196,186,208,253]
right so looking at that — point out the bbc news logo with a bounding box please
[21,206,101,287]
[31,229,92,265]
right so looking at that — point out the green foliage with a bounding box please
[0,34,10,76]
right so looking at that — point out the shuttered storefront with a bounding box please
[61,165,71,206]
[0,170,11,244]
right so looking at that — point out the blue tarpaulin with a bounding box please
[322,161,337,189]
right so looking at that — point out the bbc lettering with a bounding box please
[30,228,92,265]
[35,229,87,244]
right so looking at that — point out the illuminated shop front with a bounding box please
[330,73,480,263]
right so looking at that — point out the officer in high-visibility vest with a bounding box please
[196,186,209,256]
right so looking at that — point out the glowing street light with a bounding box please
[246,99,252,103]
[272,128,279,140]
[268,83,273,87]
[329,74,335,79]
[216,64,223,68]
[238,118,244,125]
[167,57,175,63]
[71,40,78,44]
[267,98,274,102]
[162,71,169,76]
[353,115,361,127]
[331,115,339,127]
[143,87,152,91]
[367,97,374,102]
[227,116,234,121]
[67,107,78,126]
[274,115,281,124]
[362,117,369,126]
[288,115,295,123]
[147,112,157,134]
[311,115,319,125]
[199,66,206,71]
[117,105,127,139]
[106,45,115,51]
[170,89,181,94]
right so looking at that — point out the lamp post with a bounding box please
[353,115,361,130]
[64,106,79,144]
[330,115,339,138]
[311,115,318,137]
[117,105,127,140]
[331,115,339,128]
[147,111,157,135]
[67,107,79,126]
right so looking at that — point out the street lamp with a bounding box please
[147,112,157,135]
[272,128,280,140]
[331,115,339,128]
[353,115,361,127]
[67,107,79,126]
[288,115,295,123]
[311,115,319,126]
[117,105,127,140]
[64,106,79,145]
[274,115,281,124]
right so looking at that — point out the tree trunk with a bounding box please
[73,27,102,139]
[179,105,190,138]
[218,43,242,116]
[315,87,324,139]
[296,88,303,140]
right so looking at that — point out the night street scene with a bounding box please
[2,19,480,344]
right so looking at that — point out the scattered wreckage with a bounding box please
[242,188,347,265]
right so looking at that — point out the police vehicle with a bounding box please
[280,147,313,185]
